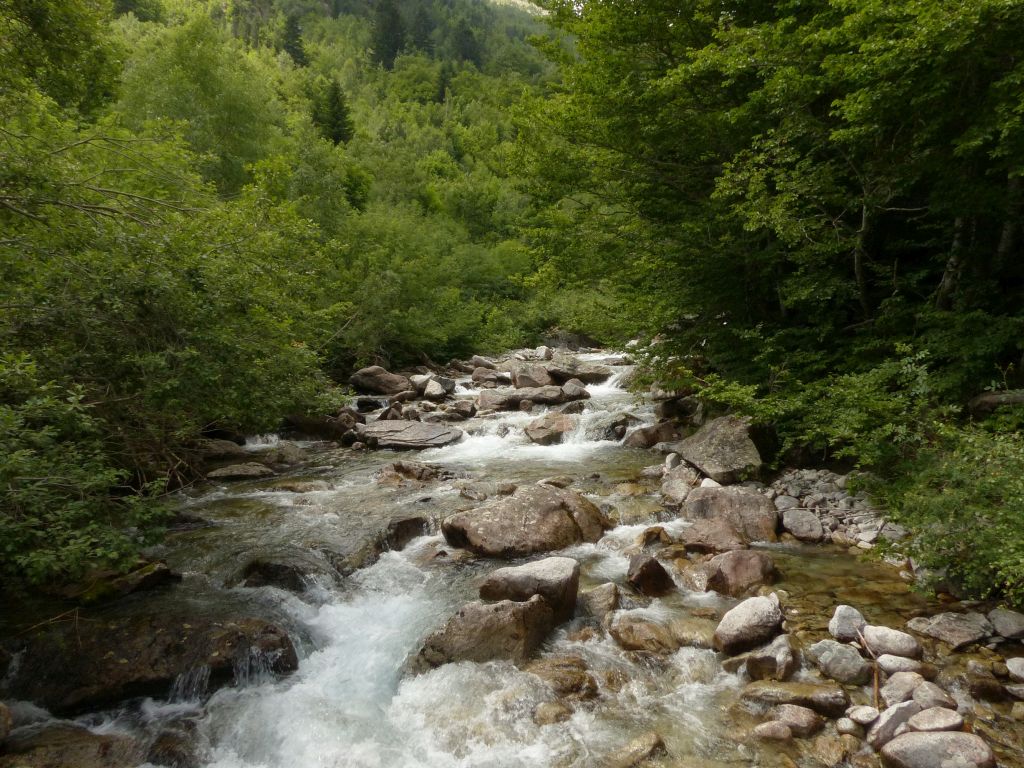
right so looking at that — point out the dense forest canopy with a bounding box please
[2,0,1024,604]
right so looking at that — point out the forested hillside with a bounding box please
[3,0,1024,605]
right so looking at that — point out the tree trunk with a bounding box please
[935,217,965,311]
[996,175,1021,268]
[854,203,872,318]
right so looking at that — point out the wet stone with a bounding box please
[770,703,823,737]
[863,625,922,659]
[881,672,925,708]
[906,612,992,650]
[627,553,675,597]
[807,639,872,685]
[753,721,793,742]
[829,605,867,643]
[911,681,957,711]
[988,608,1024,640]
[605,731,666,768]
[741,681,850,717]
[879,732,994,768]
[847,705,880,726]
[907,707,964,733]
[867,701,922,750]
[878,655,922,675]
[746,634,798,682]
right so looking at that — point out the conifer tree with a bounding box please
[371,0,405,69]
[283,15,307,67]
[313,79,355,144]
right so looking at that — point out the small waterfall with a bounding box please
[170,666,211,703]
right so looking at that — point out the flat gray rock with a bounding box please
[807,639,871,685]
[907,707,964,733]
[988,608,1024,640]
[907,612,992,650]
[911,681,957,711]
[357,420,463,450]
[880,732,994,768]
[207,462,274,480]
[683,485,778,543]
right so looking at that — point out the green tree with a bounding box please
[313,78,355,144]
[282,14,308,66]
[371,0,404,69]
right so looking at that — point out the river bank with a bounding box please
[1,349,1022,768]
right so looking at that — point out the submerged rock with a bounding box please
[207,462,274,480]
[2,614,297,713]
[741,680,850,717]
[770,703,823,737]
[604,731,666,768]
[608,612,679,654]
[479,557,580,621]
[442,484,610,558]
[356,420,463,450]
[676,415,763,484]
[746,634,798,682]
[415,595,555,668]
[579,582,619,621]
[524,655,597,701]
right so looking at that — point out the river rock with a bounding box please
[196,438,247,460]
[683,486,778,542]
[829,605,867,643]
[547,357,613,385]
[676,415,763,484]
[907,707,964,732]
[356,420,463,450]
[746,634,798,681]
[660,463,700,506]
[259,440,306,466]
[806,639,872,685]
[608,612,678,654]
[472,367,511,386]
[534,701,572,725]
[676,518,747,553]
[471,355,496,369]
[2,614,297,713]
[863,625,922,659]
[880,732,994,768]
[1007,657,1024,683]
[988,608,1024,639]
[350,366,413,395]
[524,412,577,445]
[605,731,666,768]
[741,681,850,717]
[423,379,447,400]
[781,508,825,542]
[580,583,619,621]
[714,594,783,654]
[878,655,923,675]
[770,703,823,737]
[513,365,554,388]
[416,595,555,668]
[911,681,956,710]
[881,672,925,708]
[0,724,142,768]
[906,612,992,650]
[847,705,880,726]
[753,721,793,742]
[207,461,274,480]
[627,553,675,596]
[524,655,597,700]
[478,385,571,411]
[0,702,9,743]
[561,378,590,401]
[479,557,580,621]
[240,559,310,591]
[702,550,776,597]
[867,701,922,750]
[442,484,610,558]
[622,422,679,449]
[385,515,430,551]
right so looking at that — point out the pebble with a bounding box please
[846,705,880,726]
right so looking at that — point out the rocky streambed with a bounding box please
[1,348,1023,768]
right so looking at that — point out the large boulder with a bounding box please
[524,412,577,446]
[207,462,274,480]
[675,518,748,553]
[714,594,783,654]
[683,486,779,542]
[356,420,463,450]
[880,732,994,768]
[622,422,679,449]
[676,415,763,484]
[472,367,511,387]
[350,365,413,395]
[442,484,610,558]
[546,356,613,385]
[479,557,580,621]
[863,625,922,659]
[988,607,1024,639]
[608,612,679,654]
[702,550,776,597]
[415,595,555,668]
[906,612,992,650]
[2,614,297,714]
[781,508,825,542]
[513,365,554,388]
[478,386,569,411]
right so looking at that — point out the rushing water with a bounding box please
[8,352,1020,768]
